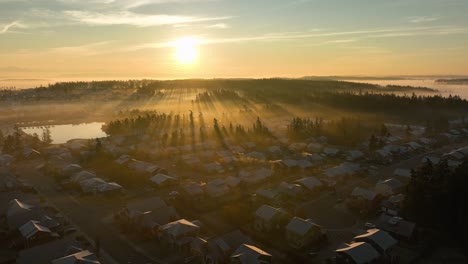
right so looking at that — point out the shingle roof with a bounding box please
[336,242,380,264]
[286,217,319,236]
[354,228,397,252]
[19,220,52,239]
[231,244,271,264]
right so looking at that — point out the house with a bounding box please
[375,214,416,240]
[59,164,82,178]
[41,146,70,156]
[70,170,96,183]
[239,168,273,185]
[51,249,100,264]
[286,217,326,249]
[254,205,290,232]
[307,143,322,152]
[230,145,245,154]
[6,199,46,231]
[18,220,59,248]
[114,154,132,165]
[296,159,313,169]
[16,237,81,264]
[303,153,324,163]
[351,187,377,201]
[372,149,393,164]
[354,229,397,255]
[127,159,166,175]
[0,154,14,166]
[324,162,361,180]
[96,182,123,195]
[277,182,304,199]
[335,242,380,264]
[0,168,18,191]
[181,184,205,201]
[346,150,364,161]
[181,154,201,166]
[322,147,340,156]
[131,206,180,235]
[375,178,403,197]
[288,142,307,152]
[421,156,440,165]
[393,168,411,179]
[150,173,178,187]
[79,178,107,193]
[0,192,39,217]
[121,196,167,220]
[193,230,254,264]
[294,177,323,192]
[225,176,241,188]
[381,194,405,216]
[405,141,424,151]
[255,189,281,205]
[204,162,225,174]
[242,142,257,149]
[244,152,266,161]
[203,179,230,199]
[230,244,272,264]
[158,219,200,252]
[267,146,281,155]
[277,159,298,170]
[22,148,41,159]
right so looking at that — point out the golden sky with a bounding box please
[1,0,468,79]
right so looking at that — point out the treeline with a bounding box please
[404,159,468,248]
[104,110,273,147]
[0,78,436,103]
[287,116,378,146]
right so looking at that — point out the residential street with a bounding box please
[14,162,163,264]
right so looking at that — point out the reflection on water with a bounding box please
[344,79,468,99]
[22,122,107,144]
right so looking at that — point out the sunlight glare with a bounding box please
[174,37,199,64]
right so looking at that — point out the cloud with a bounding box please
[129,25,468,51]
[207,23,229,29]
[0,66,32,72]
[0,21,27,34]
[408,16,439,23]
[64,10,232,27]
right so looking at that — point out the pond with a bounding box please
[22,122,107,144]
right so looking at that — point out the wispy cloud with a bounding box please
[0,21,27,34]
[408,16,440,23]
[207,23,229,29]
[64,10,232,27]
[129,25,468,51]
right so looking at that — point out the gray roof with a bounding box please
[351,187,377,201]
[255,205,287,221]
[19,220,52,239]
[377,178,403,190]
[376,214,416,239]
[160,219,199,237]
[231,244,272,264]
[286,217,321,236]
[150,174,177,185]
[16,237,80,264]
[51,250,100,264]
[127,196,167,213]
[393,168,411,178]
[336,242,380,264]
[7,199,46,230]
[354,228,397,252]
[295,177,323,191]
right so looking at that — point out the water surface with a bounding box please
[22,122,107,144]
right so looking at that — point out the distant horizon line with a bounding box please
[2,74,468,82]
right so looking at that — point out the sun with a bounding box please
[174,37,199,64]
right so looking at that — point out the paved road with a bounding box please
[14,163,162,264]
